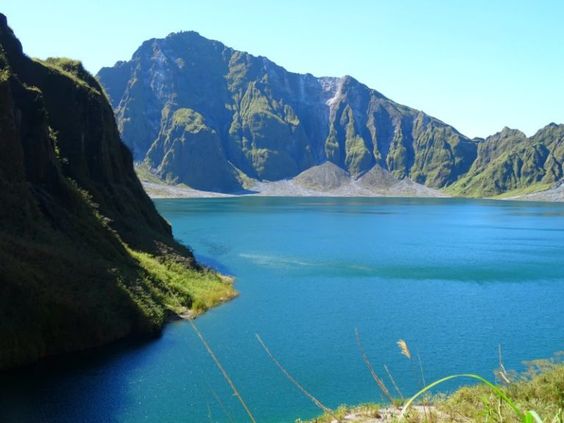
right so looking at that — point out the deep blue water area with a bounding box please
[1,197,563,422]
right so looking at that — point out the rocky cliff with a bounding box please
[97,31,478,193]
[0,15,234,369]
[98,31,563,198]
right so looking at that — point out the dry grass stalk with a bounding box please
[497,344,512,384]
[189,319,257,423]
[354,328,394,403]
[397,339,412,360]
[255,334,336,418]
[384,364,404,400]
[206,380,235,423]
[414,349,431,421]
[416,351,426,387]
[206,403,213,423]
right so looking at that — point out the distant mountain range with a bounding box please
[97,31,563,198]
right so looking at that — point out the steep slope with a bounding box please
[0,15,234,369]
[448,124,564,197]
[97,31,477,193]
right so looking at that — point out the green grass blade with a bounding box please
[525,410,544,422]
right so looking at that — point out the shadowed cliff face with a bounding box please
[97,31,479,192]
[0,14,214,369]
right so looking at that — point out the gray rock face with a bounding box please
[293,162,351,191]
[97,31,478,193]
[245,162,445,197]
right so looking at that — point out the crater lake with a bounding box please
[1,197,563,423]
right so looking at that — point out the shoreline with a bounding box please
[141,181,446,199]
[174,274,238,321]
[143,180,564,203]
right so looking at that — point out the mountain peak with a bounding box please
[496,126,526,139]
[0,13,24,61]
[531,122,564,139]
[162,30,229,50]
[167,30,202,38]
[341,74,357,82]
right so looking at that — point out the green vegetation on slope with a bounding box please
[447,126,564,198]
[96,32,563,198]
[0,13,236,369]
[129,250,236,317]
[146,106,241,191]
[96,32,478,193]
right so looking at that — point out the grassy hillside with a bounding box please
[447,126,563,198]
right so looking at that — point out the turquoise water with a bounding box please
[1,197,564,422]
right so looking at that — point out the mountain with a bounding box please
[97,33,564,199]
[98,32,562,198]
[97,31,479,193]
[447,124,564,197]
[0,15,234,369]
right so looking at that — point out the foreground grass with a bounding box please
[438,359,563,422]
[301,359,563,422]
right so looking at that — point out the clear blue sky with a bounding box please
[2,0,563,138]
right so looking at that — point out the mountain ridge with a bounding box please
[97,30,562,199]
[97,30,481,193]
